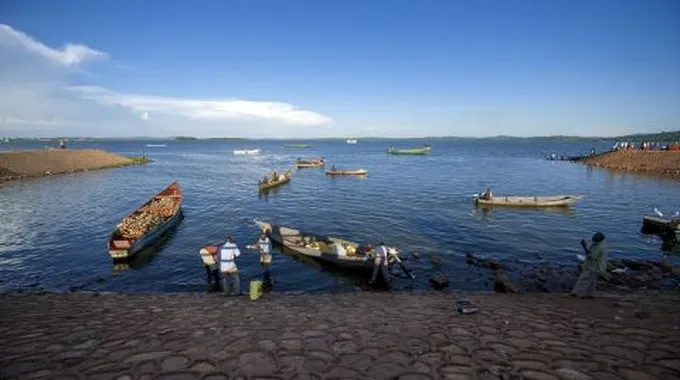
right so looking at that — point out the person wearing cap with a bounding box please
[571,232,608,298]
[219,237,241,296]
[370,242,391,286]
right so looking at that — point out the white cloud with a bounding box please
[0,24,334,137]
[67,86,333,126]
[0,24,107,66]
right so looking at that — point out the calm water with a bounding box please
[1,139,679,293]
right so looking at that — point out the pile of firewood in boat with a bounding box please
[116,198,176,239]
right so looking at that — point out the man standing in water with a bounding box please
[571,232,608,298]
[370,242,391,288]
[220,237,241,296]
[257,232,273,288]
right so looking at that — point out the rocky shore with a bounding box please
[1,291,679,379]
[579,150,680,178]
[0,149,150,182]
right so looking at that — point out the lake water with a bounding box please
[1,139,679,293]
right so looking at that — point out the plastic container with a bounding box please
[249,280,263,300]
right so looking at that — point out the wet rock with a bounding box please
[634,310,650,319]
[465,252,506,271]
[494,271,519,293]
[429,274,449,290]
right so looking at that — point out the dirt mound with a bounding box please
[0,149,141,182]
[580,150,680,178]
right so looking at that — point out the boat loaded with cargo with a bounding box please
[253,220,413,280]
[108,181,183,260]
[258,169,292,192]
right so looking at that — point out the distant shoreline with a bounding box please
[0,149,150,182]
[2,130,678,143]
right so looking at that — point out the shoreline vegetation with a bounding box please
[2,130,678,142]
[0,149,151,182]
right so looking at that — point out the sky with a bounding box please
[0,0,679,138]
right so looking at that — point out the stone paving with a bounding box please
[1,291,680,380]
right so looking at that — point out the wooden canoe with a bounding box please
[326,169,368,176]
[108,181,183,260]
[258,169,292,191]
[254,220,399,273]
[295,159,325,168]
[475,195,582,207]
[386,145,431,155]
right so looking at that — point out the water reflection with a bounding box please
[471,205,576,218]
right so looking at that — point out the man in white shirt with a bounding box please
[220,237,241,296]
[370,242,391,287]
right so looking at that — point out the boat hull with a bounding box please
[641,215,680,234]
[475,195,582,207]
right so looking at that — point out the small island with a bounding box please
[0,149,151,182]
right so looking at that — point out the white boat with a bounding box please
[233,149,261,155]
[346,139,358,144]
[146,144,167,148]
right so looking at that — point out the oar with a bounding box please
[390,252,415,279]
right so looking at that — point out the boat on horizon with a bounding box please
[346,138,358,144]
[233,149,261,155]
[108,181,183,260]
[386,145,431,155]
[284,143,312,148]
[146,144,167,148]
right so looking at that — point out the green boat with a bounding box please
[284,143,311,148]
[386,145,431,155]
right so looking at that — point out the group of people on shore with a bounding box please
[204,231,395,295]
[612,141,680,151]
[205,233,273,296]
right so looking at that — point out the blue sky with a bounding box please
[1,0,679,138]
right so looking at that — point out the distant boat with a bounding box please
[233,149,261,155]
[326,168,368,176]
[386,145,431,155]
[346,139,358,144]
[295,158,326,168]
[108,181,183,260]
[146,144,167,148]
[284,143,311,148]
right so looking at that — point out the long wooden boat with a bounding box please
[326,168,368,176]
[295,158,325,168]
[474,195,582,207]
[386,145,431,155]
[108,181,183,260]
[258,169,292,191]
[253,220,409,277]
